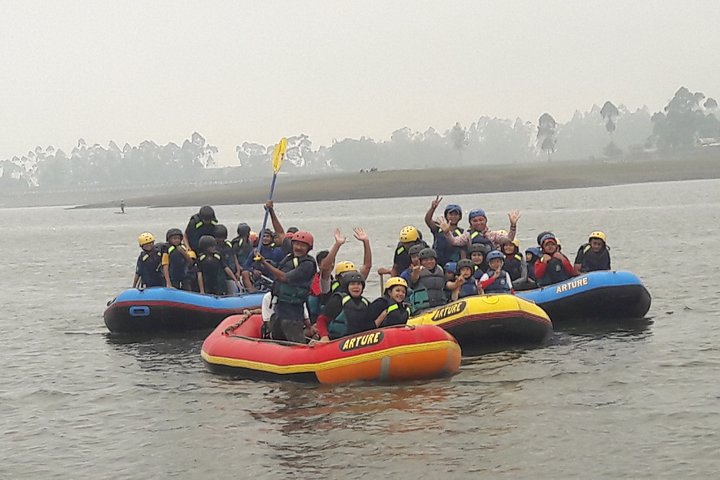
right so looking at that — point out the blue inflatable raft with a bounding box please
[516,270,651,323]
[104,287,266,334]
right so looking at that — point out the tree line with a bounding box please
[2,86,718,191]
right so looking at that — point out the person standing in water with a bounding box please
[120,200,125,214]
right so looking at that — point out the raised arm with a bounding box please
[424,195,442,231]
[438,216,468,246]
[353,227,372,280]
[320,229,347,279]
[265,201,285,244]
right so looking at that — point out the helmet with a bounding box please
[137,232,155,246]
[456,259,474,273]
[525,247,541,258]
[589,231,607,243]
[165,228,183,241]
[260,228,274,237]
[540,233,557,246]
[399,226,420,243]
[418,248,437,260]
[486,250,504,262]
[511,238,520,248]
[444,204,462,217]
[214,224,228,238]
[199,205,215,220]
[384,276,408,291]
[286,226,299,234]
[496,229,509,238]
[444,262,457,273]
[198,235,217,252]
[236,223,251,237]
[408,244,424,256]
[335,260,357,276]
[340,270,365,288]
[468,209,486,220]
[537,231,554,246]
[467,243,490,255]
[291,230,314,249]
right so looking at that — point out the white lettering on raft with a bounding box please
[556,276,589,294]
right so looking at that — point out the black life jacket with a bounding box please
[329,293,370,339]
[538,257,572,287]
[165,244,189,283]
[414,266,447,307]
[504,254,523,281]
[458,278,478,298]
[198,252,227,295]
[186,214,218,251]
[433,227,463,266]
[577,244,611,273]
[469,229,494,249]
[137,246,164,287]
[377,295,412,327]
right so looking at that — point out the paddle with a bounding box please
[250,137,287,264]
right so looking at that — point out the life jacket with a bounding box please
[577,244,611,273]
[328,292,369,339]
[411,266,447,309]
[472,263,488,279]
[393,240,427,272]
[273,254,317,305]
[469,229,494,249]
[377,296,412,327]
[218,240,237,274]
[433,227,463,266]
[186,214,218,251]
[483,270,512,294]
[198,252,227,295]
[166,244,189,283]
[458,277,478,298]
[137,246,164,287]
[527,260,537,281]
[504,254,523,281]
[537,257,573,287]
[232,237,253,262]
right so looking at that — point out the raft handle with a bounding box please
[129,306,150,317]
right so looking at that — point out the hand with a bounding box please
[541,254,552,263]
[508,209,521,226]
[552,252,564,260]
[430,194,443,210]
[493,269,501,278]
[319,336,330,343]
[333,228,347,246]
[253,249,264,262]
[412,264,422,273]
[437,216,450,233]
[352,227,369,243]
[264,200,274,211]
[377,267,392,275]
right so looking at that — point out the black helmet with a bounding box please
[198,235,217,252]
[456,259,474,273]
[199,205,216,221]
[467,243,490,255]
[236,223,251,237]
[408,244,424,256]
[165,228,183,241]
[286,226,299,234]
[536,231,554,246]
[418,248,437,260]
[340,270,365,288]
[214,224,228,238]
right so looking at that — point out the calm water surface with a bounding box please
[2,179,720,479]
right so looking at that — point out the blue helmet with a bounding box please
[444,204,462,218]
[468,209,486,220]
[525,247,541,259]
[444,261,458,273]
[486,250,504,262]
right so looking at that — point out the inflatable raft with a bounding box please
[104,287,265,333]
[407,294,553,349]
[516,270,651,323]
[201,312,461,384]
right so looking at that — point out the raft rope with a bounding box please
[221,308,262,336]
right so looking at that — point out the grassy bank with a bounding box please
[75,154,720,209]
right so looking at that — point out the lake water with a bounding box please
[2,179,720,479]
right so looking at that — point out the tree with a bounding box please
[600,101,619,134]
[448,122,468,164]
[537,113,557,161]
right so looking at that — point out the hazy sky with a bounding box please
[2,1,719,165]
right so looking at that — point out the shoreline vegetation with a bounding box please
[1,154,719,209]
[81,154,720,209]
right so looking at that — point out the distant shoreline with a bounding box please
[74,155,720,209]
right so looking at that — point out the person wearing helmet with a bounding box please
[184,205,219,252]
[366,276,412,329]
[444,261,458,285]
[499,237,524,281]
[535,234,576,287]
[467,243,490,279]
[574,231,611,274]
[161,228,194,290]
[424,195,464,267]
[408,248,447,310]
[378,225,428,277]
[316,270,370,340]
[197,234,241,295]
[438,208,521,251]
[479,250,514,294]
[132,232,165,288]
[446,259,478,301]
[399,244,425,283]
[256,230,318,343]
[213,224,243,294]
[242,227,284,292]
[525,247,541,282]
[317,227,373,297]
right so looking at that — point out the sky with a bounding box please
[1,1,719,165]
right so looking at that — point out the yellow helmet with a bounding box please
[511,238,520,248]
[137,232,155,246]
[399,225,419,243]
[589,231,607,243]
[335,260,357,276]
[384,276,408,291]
[496,229,509,238]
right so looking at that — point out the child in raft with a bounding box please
[196,235,242,295]
[365,276,412,329]
[316,271,370,341]
[161,228,194,290]
[446,259,479,300]
[478,250,514,294]
[133,232,165,288]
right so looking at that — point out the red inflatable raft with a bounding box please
[201,312,461,384]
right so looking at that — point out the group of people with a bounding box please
[132,198,612,344]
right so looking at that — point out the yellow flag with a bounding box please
[271,137,287,174]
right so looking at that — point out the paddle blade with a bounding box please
[271,137,287,174]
